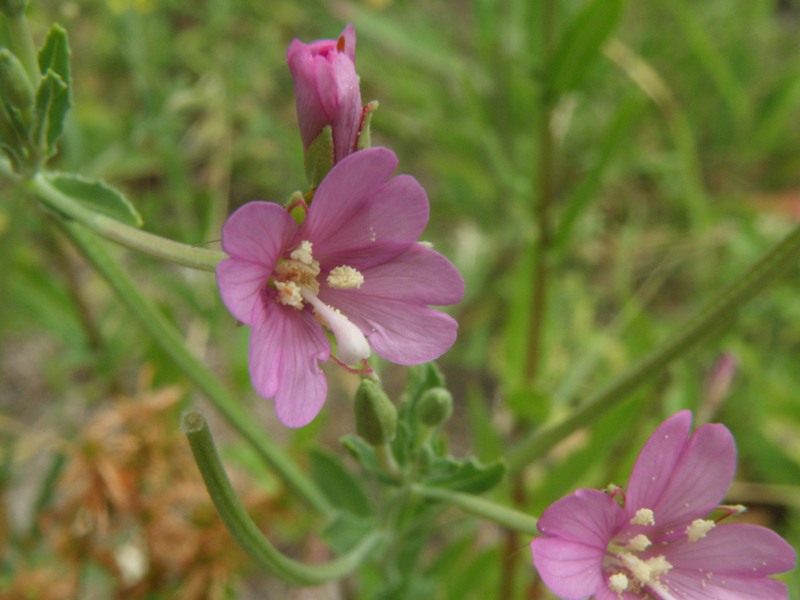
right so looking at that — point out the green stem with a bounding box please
[28,172,225,271]
[182,410,382,584]
[509,222,800,471]
[55,217,335,517]
[6,13,40,87]
[411,484,538,536]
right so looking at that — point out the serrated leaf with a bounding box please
[549,0,626,96]
[34,70,70,157]
[423,457,506,494]
[309,448,373,517]
[38,24,71,85]
[45,172,143,227]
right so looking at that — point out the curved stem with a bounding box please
[183,410,382,585]
[28,172,225,272]
[55,217,335,518]
[411,484,538,536]
[509,222,800,471]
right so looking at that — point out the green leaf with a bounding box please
[549,0,626,96]
[320,512,377,554]
[309,448,373,517]
[423,457,506,494]
[33,70,70,157]
[45,172,143,227]
[38,24,71,85]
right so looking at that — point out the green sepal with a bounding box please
[0,48,35,110]
[33,69,69,158]
[37,24,71,85]
[304,124,334,187]
[356,100,379,151]
[44,172,143,227]
[341,435,399,485]
[309,448,373,517]
[421,457,506,494]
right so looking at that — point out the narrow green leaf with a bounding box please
[309,448,373,517]
[549,0,626,96]
[45,172,142,227]
[423,457,506,494]
[34,70,70,157]
[37,24,71,85]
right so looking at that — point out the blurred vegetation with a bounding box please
[1,0,799,597]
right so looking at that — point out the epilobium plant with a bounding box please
[532,411,797,599]
[2,3,799,598]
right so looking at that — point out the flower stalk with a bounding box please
[182,410,383,585]
[509,221,800,471]
[411,484,538,536]
[28,172,225,271]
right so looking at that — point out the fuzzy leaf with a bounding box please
[309,448,373,517]
[45,172,142,227]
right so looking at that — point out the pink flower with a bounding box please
[287,24,364,165]
[216,148,463,427]
[531,411,796,599]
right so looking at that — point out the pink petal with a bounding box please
[302,149,429,269]
[537,489,626,548]
[220,201,297,264]
[327,243,464,305]
[531,538,606,599]
[216,258,270,325]
[248,300,330,428]
[625,412,736,529]
[339,23,356,62]
[662,568,789,599]
[329,52,361,160]
[666,523,796,576]
[320,288,458,364]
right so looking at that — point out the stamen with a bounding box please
[686,518,715,542]
[631,508,655,526]
[627,534,652,552]
[608,572,629,593]
[290,240,315,265]
[327,265,364,289]
[275,281,303,309]
[301,289,370,365]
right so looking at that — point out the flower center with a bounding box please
[272,240,370,365]
[604,508,675,598]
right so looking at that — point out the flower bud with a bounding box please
[354,379,397,445]
[287,24,367,183]
[0,49,34,110]
[416,387,453,428]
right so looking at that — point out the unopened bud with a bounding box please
[0,49,34,109]
[355,379,397,445]
[416,387,453,428]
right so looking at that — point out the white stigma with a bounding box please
[686,518,715,542]
[608,572,629,593]
[631,508,655,526]
[327,265,364,289]
[301,289,370,365]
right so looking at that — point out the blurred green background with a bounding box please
[1,0,799,597]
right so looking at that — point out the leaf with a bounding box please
[45,172,143,227]
[38,24,71,85]
[309,448,373,517]
[33,70,70,157]
[423,457,506,494]
[320,512,377,553]
[549,0,626,96]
